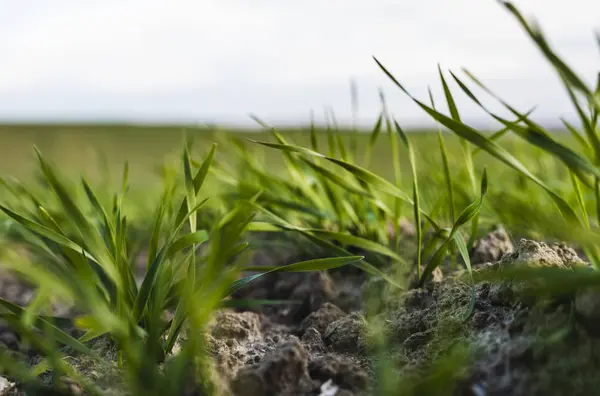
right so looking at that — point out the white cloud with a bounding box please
[0,0,597,126]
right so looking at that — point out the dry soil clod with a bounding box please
[324,313,369,355]
[299,302,346,336]
[231,337,310,396]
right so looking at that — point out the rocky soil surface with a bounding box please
[2,226,600,395]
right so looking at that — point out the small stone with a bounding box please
[300,303,346,336]
[471,225,514,266]
[324,313,369,354]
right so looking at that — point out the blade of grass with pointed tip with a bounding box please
[246,138,440,229]
[459,69,600,185]
[396,121,423,278]
[133,198,210,320]
[0,299,107,362]
[305,229,406,264]
[374,57,579,224]
[227,256,364,296]
[500,1,600,111]
[420,170,488,286]
[381,92,402,227]
[562,118,593,157]
[570,171,590,229]
[439,66,477,192]
[300,158,373,198]
[247,203,403,288]
[175,144,217,228]
[561,78,600,163]
[451,232,476,321]
[439,67,481,247]
[430,89,455,223]
[363,112,384,168]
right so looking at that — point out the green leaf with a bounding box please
[306,229,406,264]
[396,121,424,278]
[133,198,209,320]
[228,256,364,296]
[451,233,476,321]
[500,1,600,111]
[0,299,106,362]
[373,56,579,224]
[247,203,404,288]
[419,169,488,285]
[246,138,440,229]
[167,230,209,257]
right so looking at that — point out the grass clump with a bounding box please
[0,138,363,395]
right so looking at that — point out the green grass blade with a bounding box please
[247,203,403,287]
[364,113,384,168]
[228,256,364,296]
[419,170,487,285]
[310,110,319,152]
[167,230,209,257]
[396,121,423,278]
[562,118,593,156]
[246,138,440,228]
[430,88,455,223]
[451,232,476,321]
[373,56,579,223]
[0,299,107,362]
[300,158,373,198]
[570,171,590,229]
[500,1,600,111]
[305,229,406,264]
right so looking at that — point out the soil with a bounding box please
[2,224,600,395]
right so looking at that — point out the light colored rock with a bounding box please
[0,376,15,394]
[499,239,569,268]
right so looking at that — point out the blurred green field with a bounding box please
[0,123,525,183]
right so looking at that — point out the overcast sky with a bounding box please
[0,0,598,128]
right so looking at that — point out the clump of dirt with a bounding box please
[229,335,369,396]
[5,233,600,396]
[206,310,295,383]
[497,238,585,268]
[299,302,346,336]
[381,237,600,396]
[230,337,312,396]
[324,312,370,355]
[203,309,370,396]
